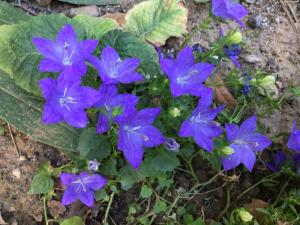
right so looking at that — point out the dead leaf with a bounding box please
[244,198,268,222]
[48,200,66,219]
[103,12,126,27]
[208,75,237,109]
[68,6,100,17]
[221,173,240,182]
[0,212,7,225]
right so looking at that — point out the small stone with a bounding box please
[247,14,264,29]
[243,55,262,64]
[68,6,100,18]
[35,0,51,7]
[245,0,256,3]
[12,168,21,179]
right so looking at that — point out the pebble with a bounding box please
[68,6,100,17]
[243,55,262,64]
[12,168,21,179]
[35,0,51,7]
[245,0,256,3]
[247,14,264,29]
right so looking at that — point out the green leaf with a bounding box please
[147,149,180,172]
[60,216,83,225]
[119,165,145,190]
[0,2,31,25]
[153,200,167,213]
[58,0,121,6]
[77,128,111,161]
[193,0,209,3]
[125,0,188,46]
[29,161,54,194]
[95,189,107,201]
[101,156,118,176]
[140,185,153,199]
[73,15,118,40]
[100,29,161,79]
[0,70,81,151]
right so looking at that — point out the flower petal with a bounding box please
[222,144,242,170]
[96,112,110,134]
[84,174,107,191]
[97,84,118,107]
[138,125,165,148]
[56,24,78,48]
[117,72,144,84]
[80,86,100,108]
[60,173,78,186]
[179,120,193,137]
[78,40,98,59]
[39,59,64,72]
[176,46,194,70]
[225,123,239,142]
[63,109,88,128]
[62,187,78,206]
[39,78,56,100]
[78,190,94,207]
[42,103,63,124]
[240,147,256,172]
[32,37,61,62]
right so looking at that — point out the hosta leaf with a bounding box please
[0,14,117,96]
[100,29,161,78]
[0,1,31,25]
[73,15,118,40]
[125,0,188,46]
[60,217,83,225]
[58,0,121,5]
[0,70,81,151]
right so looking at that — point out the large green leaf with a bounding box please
[58,0,120,5]
[60,217,83,225]
[0,70,81,151]
[0,1,31,25]
[100,29,161,79]
[125,0,188,46]
[73,15,118,40]
[0,14,118,96]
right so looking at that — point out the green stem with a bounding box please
[216,183,232,221]
[43,197,49,225]
[103,192,115,225]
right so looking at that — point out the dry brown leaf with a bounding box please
[244,198,268,222]
[209,75,237,109]
[103,12,126,27]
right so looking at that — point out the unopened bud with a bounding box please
[222,146,235,155]
[226,31,243,45]
[169,107,181,118]
[237,208,253,222]
[259,75,275,89]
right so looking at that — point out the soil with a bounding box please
[1,0,300,225]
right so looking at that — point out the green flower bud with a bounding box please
[222,146,235,155]
[169,107,181,118]
[226,31,243,45]
[259,75,275,89]
[237,208,253,222]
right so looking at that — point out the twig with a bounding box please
[7,123,20,157]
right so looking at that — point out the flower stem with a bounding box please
[103,192,115,225]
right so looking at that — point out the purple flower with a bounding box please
[88,159,100,172]
[224,44,241,68]
[96,84,138,134]
[267,151,287,172]
[242,72,252,95]
[89,46,144,84]
[179,90,224,152]
[159,46,214,97]
[222,116,272,171]
[287,120,300,152]
[115,108,165,169]
[32,24,98,78]
[163,138,180,152]
[212,0,248,28]
[39,73,100,128]
[60,172,107,207]
[292,153,300,174]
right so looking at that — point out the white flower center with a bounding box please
[62,42,74,66]
[124,125,149,141]
[59,88,78,111]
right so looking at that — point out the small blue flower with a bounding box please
[242,72,252,95]
[88,159,100,172]
[267,151,287,172]
[163,138,180,152]
[224,44,241,68]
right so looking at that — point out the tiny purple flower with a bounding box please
[96,84,138,134]
[179,90,224,152]
[115,108,165,169]
[89,46,144,85]
[32,24,98,78]
[159,46,214,97]
[242,72,252,95]
[212,0,248,28]
[39,73,100,128]
[163,138,180,152]
[267,151,287,172]
[287,120,300,152]
[224,44,241,68]
[88,159,100,172]
[60,172,107,207]
[222,116,272,172]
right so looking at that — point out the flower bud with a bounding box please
[88,159,100,171]
[226,31,243,45]
[163,138,180,152]
[169,107,181,118]
[222,146,235,155]
[259,75,275,89]
[237,208,253,222]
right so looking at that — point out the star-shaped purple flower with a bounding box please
[39,73,100,128]
[287,120,300,152]
[60,172,107,207]
[224,44,241,68]
[222,116,272,171]
[89,46,144,85]
[33,24,98,78]
[96,84,138,134]
[115,108,165,169]
[179,90,224,152]
[212,0,248,28]
[159,46,214,97]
